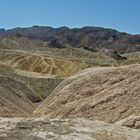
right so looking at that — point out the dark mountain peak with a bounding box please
[55,26,70,31]
[31,25,54,30]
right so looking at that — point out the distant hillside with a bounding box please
[0,26,140,53]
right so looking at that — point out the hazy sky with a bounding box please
[0,0,140,34]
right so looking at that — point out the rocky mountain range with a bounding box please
[0,26,140,53]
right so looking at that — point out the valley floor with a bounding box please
[0,117,140,140]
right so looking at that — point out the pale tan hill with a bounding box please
[36,47,116,60]
[0,62,62,102]
[0,49,112,78]
[0,76,36,117]
[0,117,140,140]
[0,36,48,50]
[0,62,63,117]
[35,64,140,123]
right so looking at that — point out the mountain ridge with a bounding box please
[0,26,140,53]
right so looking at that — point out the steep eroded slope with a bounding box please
[35,64,140,122]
